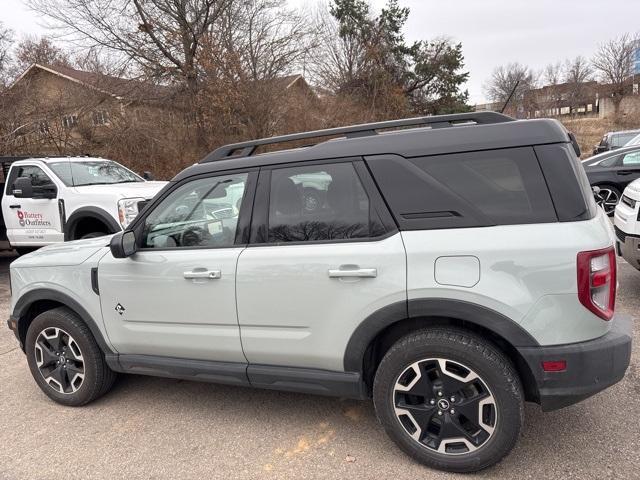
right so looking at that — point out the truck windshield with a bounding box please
[48,161,143,187]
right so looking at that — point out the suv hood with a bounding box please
[11,235,114,268]
[623,178,640,201]
[73,181,167,199]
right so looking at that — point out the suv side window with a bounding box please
[368,147,557,230]
[412,148,556,225]
[267,163,385,243]
[141,172,248,249]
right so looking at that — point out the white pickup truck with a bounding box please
[0,156,167,255]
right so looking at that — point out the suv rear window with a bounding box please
[414,149,555,224]
[267,163,386,242]
[367,147,557,230]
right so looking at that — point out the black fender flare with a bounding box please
[13,288,114,355]
[64,207,121,240]
[343,298,539,372]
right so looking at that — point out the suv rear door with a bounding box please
[236,159,406,374]
[1,163,63,246]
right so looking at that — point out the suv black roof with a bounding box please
[174,112,572,182]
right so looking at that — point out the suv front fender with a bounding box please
[11,288,115,355]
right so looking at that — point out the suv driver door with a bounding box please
[98,170,257,365]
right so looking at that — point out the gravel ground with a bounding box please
[0,251,638,480]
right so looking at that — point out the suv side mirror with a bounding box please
[142,171,154,181]
[12,177,33,198]
[110,230,137,258]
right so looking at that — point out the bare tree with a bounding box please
[564,56,592,85]
[14,36,71,70]
[207,0,313,82]
[484,63,537,116]
[562,56,594,114]
[199,0,317,140]
[592,33,639,117]
[27,0,233,98]
[0,23,14,87]
[309,3,369,95]
[543,61,563,86]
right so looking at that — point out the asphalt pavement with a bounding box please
[0,251,638,480]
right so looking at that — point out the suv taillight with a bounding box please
[577,247,616,321]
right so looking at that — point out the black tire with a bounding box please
[80,232,108,240]
[25,307,117,406]
[373,328,524,473]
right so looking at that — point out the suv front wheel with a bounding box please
[25,307,117,406]
[373,328,524,473]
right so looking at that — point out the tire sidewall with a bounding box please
[373,331,523,472]
[25,310,100,406]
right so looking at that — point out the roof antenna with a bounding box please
[500,80,520,114]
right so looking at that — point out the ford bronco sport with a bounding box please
[7,112,632,473]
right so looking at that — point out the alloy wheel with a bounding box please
[392,358,497,455]
[594,188,619,214]
[34,327,85,394]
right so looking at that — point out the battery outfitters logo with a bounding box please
[16,210,51,227]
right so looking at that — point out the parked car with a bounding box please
[583,145,640,214]
[0,156,167,255]
[613,178,640,270]
[592,129,640,155]
[7,113,631,473]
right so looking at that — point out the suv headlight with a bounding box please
[118,197,145,229]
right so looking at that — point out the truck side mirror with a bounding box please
[12,177,34,198]
[33,182,57,199]
[142,171,154,181]
[110,230,137,258]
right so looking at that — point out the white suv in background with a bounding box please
[0,157,167,254]
[614,178,640,270]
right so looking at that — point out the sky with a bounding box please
[2,0,640,103]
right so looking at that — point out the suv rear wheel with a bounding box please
[25,307,117,406]
[373,328,523,473]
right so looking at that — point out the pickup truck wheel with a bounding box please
[373,328,524,473]
[25,307,117,406]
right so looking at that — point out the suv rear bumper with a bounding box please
[517,314,632,411]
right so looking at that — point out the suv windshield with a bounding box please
[49,160,143,187]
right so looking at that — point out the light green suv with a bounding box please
[7,113,632,473]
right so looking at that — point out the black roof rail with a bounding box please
[200,111,514,163]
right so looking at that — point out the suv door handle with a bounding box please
[184,269,221,280]
[618,170,634,175]
[328,267,377,278]
[9,204,21,209]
